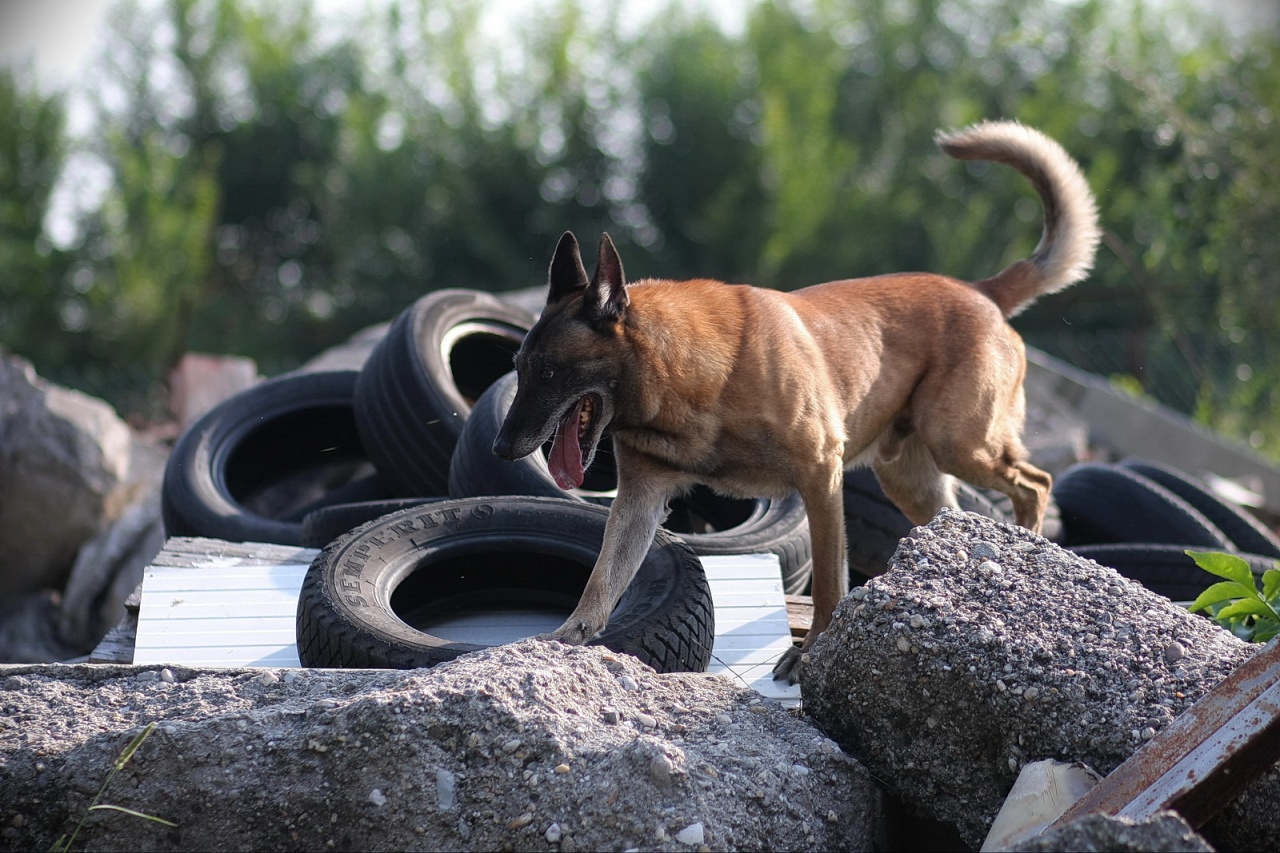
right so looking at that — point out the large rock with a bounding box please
[801,508,1272,849]
[0,353,160,603]
[0,640,877,851]
[1015,810,1213,852]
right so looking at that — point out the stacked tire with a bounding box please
[1053,460,1280,601]
[160,289,723,673]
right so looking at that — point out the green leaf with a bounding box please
[1262,568,1280,603]
[1253,620,1280,644]
[1186,550,1256,587]
[1189,580,1253,613]
[1215,597,1276,621]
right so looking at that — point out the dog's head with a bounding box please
[492,232,628,490]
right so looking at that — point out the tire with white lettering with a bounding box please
[354,290,535,497]
[296,496,714,673]
[1053,463,1231,549]
[1118,459,1280,558]
[161,370,378,545]
[449,372,813,593]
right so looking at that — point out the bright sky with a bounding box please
[0,0,750,93]
[0,0,114,88]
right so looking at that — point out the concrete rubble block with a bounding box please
[801,507,1276,849]
[1014,810,1214,852]
[0,353,140,601]
[166,352,259,430]
[56,493,166,653]
[0,640,877,852]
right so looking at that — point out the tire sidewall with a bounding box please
[162,370,365,545]
[300,496,710,670]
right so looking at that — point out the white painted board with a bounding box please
[133,545,801,706]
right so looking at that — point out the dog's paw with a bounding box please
[538,619,599,647]
[772,645,805,684]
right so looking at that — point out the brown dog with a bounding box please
[493,120,1101,680]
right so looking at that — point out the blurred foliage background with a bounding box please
[1,0,1277,456]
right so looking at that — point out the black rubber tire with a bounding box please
[161,370,375,545]
[1118,458,1280,559]
[301,498,446,548]
[296,496,714,673]
[449,372,813,593]
[1053,463,1232,550]
[668,486,813,595]
[1070,543,1278,602]
[843,467,1016,580]
[354,289,536,497]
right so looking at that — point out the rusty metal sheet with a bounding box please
[1051,636,1280,829]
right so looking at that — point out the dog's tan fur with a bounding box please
[493,120,1101,680]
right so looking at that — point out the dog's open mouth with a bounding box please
[548,394,598,490]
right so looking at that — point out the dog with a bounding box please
[492,120,1101,681]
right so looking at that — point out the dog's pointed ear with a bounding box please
[547,231,589,306]
[584,233,628,325]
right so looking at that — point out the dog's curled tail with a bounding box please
[936,120,1101,318]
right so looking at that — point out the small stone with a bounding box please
[368,788,387,807]
[978,560,1002,575]
[650,754,675,788]
[1023,687,1039,701]
[909,614,927,629]
[601,708,619,724]
[1164,642,1186,664]
[637,713,657,728]
[545,823,562,843]
[257,671,278,686]
[895,635,911,653]
[715,714,732,726]
[436,770,455,810]
[617,675,639,692]
[1142,727,1157,740]
[159,667,176,684]
[502,738,522,753]
[555,763,571,774]
[971,541,1000,560]
[851,587,868,600]
[507,813,533,830]
[675,822,704,846]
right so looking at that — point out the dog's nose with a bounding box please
[492,433,513,460]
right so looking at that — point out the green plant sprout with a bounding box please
[50,722,176,853]
[1185,550,1280,643]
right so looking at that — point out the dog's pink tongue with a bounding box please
[548,398,586,490]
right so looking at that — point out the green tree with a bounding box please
[0,65,72,363]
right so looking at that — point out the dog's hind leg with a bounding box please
[927,430,1051,533]
[773,463,848,683]
[872,435,959,527]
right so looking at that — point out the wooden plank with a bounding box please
[1051,636,1280,829]
[786,594,813,640]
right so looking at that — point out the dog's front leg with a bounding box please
[546,478,673,646]
[774,467,848,683]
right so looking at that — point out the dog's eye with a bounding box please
[540,368,554,381]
